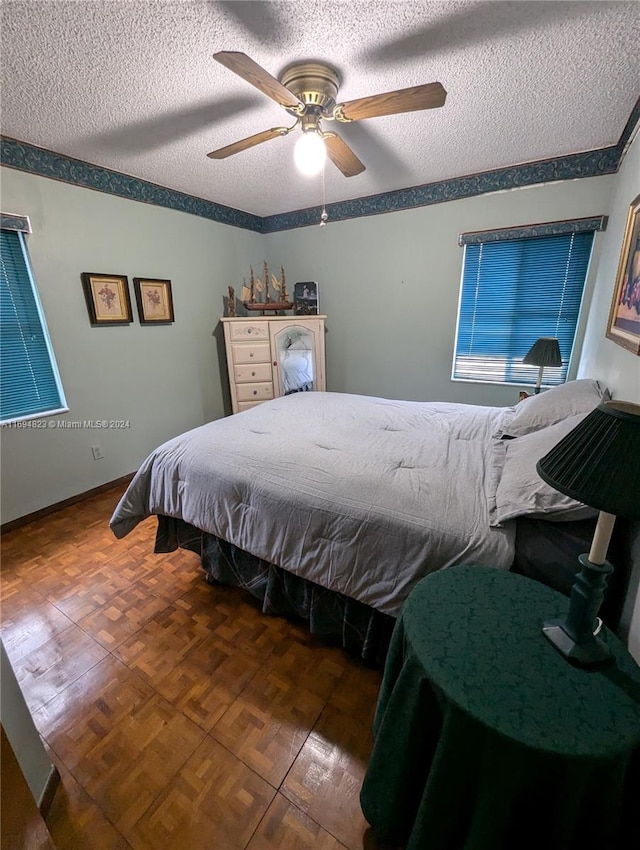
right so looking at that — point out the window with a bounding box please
[453,227,598,387]
[1,224,67,423]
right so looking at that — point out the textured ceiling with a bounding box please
[1,1,639,218]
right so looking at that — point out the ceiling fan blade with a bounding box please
[338,82,446,122]
[213,51,301,110]
[207,126,291,159]
[323,132,366,177]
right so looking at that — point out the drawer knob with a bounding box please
[253,390,258,396]
[273,361,277,367]
[251,371,256,376]
[250,353,254,357]
[247,329,252,334]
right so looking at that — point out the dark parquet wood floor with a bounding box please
[1,487,385,850]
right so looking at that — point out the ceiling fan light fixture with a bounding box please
[294,131,326,177]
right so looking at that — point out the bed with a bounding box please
[110,379,627,663]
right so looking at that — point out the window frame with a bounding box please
[1,218,68,425]
[451,217,606,389]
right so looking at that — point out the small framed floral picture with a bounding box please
[133,278,175,324]
[81,273,133,325]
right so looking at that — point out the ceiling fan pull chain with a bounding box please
[320,162,328,226]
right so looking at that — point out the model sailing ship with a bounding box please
[240,262,293,312]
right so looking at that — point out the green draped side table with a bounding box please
[360,565,640,850]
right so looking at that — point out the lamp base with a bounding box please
[542,554,614,667]
[542,619,611,666]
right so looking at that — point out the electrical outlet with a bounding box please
[91,446,104,460]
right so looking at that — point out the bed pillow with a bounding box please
[500,379,609,440]
[491,413,599,526]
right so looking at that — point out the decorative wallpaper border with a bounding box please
[263,148,621,233]
[458,215,608,246]
[1,96,637,233]
[618,96,640,156]
[0,138,264,233]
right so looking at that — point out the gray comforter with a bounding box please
[110,392,515,616]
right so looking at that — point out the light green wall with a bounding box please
[578,133,640,402]
[266,175,616,407]
[0,168,264,522]
[575,131,640,662]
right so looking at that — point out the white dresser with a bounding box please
[221,315,326,413]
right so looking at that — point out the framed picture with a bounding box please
[293,281,319,315]
[606,194,640,355]
[133,278,175,324]
[81,273,133,326]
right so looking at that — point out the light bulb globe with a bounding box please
[294,132,326,177]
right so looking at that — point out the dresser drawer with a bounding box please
[229,322,269,340]
[236,382,274,403]
[231,341,271,365]
[234,362,272,384]
[237,400,266,412]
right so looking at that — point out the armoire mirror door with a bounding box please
[271,321,324,398]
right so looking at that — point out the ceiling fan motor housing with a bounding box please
[280,62,340,115]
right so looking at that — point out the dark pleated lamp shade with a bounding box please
[523,337,562,367]
[536,401,640,519]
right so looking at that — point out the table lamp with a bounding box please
[536,399,640,665]
[523,337,562,394]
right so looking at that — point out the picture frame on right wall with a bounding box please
[293,281,319,315]
[606,193,640,355]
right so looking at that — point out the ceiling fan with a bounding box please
[207,52,447,177]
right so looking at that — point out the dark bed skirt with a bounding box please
[154,515,396,665]
[152,514,631,665]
